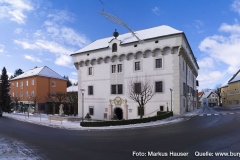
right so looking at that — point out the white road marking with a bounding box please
[199,114,204,116]
[207,114,211,116]
[214,114,219,115]
[229,113,234,114]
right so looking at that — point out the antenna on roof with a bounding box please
[98,1,143,43]
[99,0,104,12]
[99,11,143,43]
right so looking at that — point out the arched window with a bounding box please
[112,43,117,52]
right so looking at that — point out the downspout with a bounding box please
[192,72,194,109]
[186,61,188,112]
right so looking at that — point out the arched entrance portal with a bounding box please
[114,108,123,120]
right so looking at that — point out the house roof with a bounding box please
[11,66,66,81]
[198,92,204,98]
[221,79,229,87]
[201,89,214,98]
[67,85,78,92]
[72,25,183,54]
[228,69,240,84]
[207,92,218,98]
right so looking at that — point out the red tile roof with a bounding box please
[198,92,203,97]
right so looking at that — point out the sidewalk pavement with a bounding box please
[2,108,204,131]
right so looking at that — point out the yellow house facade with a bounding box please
[221,70,240,107]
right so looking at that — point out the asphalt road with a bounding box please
[1,107,240,160]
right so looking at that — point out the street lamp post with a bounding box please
[81,89,85,122]
[170,88,173,111]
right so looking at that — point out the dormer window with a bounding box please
[112,43,117,52]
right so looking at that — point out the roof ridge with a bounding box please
[228,69,240,83]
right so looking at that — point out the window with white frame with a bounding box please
[111,84,123,94]
[20,82,23,89]
[88,67,93,75]
[20,92,23,97]
[12,83,14,87]
[88,86,93,95]
[32,79,34,85]
[16,82,18,87]
[26,91,28,97]
[134,83,141,93]
[117,64,122,72]
[111,65,116,73]
[112,43,117,52]
[155,81,163,92]
[26,80,28,86]
[135,61,140,70]
[31,91,34,96]
[52,81,56,87]
[16,92,18,97]
[12,92,14,97]
[89,106,94,115]
[155,58,162,68]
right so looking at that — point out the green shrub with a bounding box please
[85,113,91,121]
[157,111,168,116]
[111,114,118,120]
[80,111,173,127]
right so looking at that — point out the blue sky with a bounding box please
[1,0,240,90]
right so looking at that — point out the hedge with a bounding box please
[157,111,168,116]
[80,111,173,127]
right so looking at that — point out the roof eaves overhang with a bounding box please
[70,46,109,56]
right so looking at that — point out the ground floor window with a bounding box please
[137,106,144,116]
[89,106,94,115]
[160,106,164,111]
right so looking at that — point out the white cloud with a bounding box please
[54,54,72,67]
[47,10,74,23]
[14,9,90,68]
[14,28,22,34]
[0,44,5,52]
[197,69,226,88]
[197,57,214,69]
[0,0,34,24]
[219,23,240,33]
[24,54,42,62]
[199,31,240,74]
[45,58,52,61]
[152,7,160,15]
[231,0,240,15]
[15,39,74,55]
[14,40,38,49]
[71,72,77,76]
[7,72,13,77]
[69,78,77,84]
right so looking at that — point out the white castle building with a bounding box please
[71,25,199,120]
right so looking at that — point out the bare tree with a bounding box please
[28,95,40,109]
[55,92,66,104]
[66,92,78,116]
[214,84,222,106]
[45,92,56,115]
[11,96,22,111]
[127,75,155,119]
